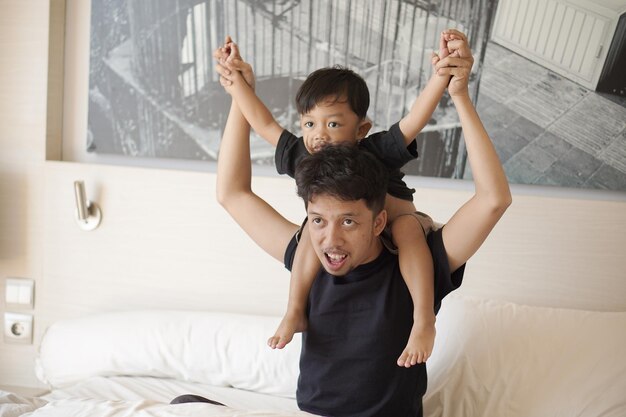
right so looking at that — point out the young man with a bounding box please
[214,31,466,366]
[216,36,511,416]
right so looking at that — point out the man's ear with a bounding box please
[357,118,372,139]
[373,209,387,236]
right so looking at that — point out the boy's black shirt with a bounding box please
[275,122,418,201]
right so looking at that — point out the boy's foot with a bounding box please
[397,320,435,367]
[268,312,307,349]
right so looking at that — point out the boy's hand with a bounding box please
[431,29,465,66]
[225,42,255,89]
[216,58,255,91]
[442,29,466,52]
[443,29,472,60]
[215,59,245,92]
[213,36,256,90]
[435,30,474,97]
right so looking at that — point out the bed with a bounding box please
[2,293,625,417]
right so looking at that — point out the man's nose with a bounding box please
[325,223,343,245]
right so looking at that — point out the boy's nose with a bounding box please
[314,127,329,140]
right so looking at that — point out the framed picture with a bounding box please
[85,0,626,191]
[87,0,494,177]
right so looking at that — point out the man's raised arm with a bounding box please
[434,38,512,272]
[216,100,298,262]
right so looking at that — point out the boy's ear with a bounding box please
[357,118,372,139]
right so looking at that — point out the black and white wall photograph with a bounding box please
[86,0,626,192]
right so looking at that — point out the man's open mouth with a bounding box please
[324,251,347,269]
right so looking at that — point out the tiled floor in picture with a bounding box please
[474,41,626,192]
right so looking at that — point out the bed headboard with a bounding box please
[41,161,626,336]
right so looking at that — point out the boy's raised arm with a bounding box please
[434,40,512,272]
[215,42,284,147]
[398,30,457,145]
[216,99,298,263]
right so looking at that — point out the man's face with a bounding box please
[300,97,371,154]
[306,193,386,276]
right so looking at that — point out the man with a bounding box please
[215,34,511,416]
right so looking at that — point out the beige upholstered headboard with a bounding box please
[41,161,626,335]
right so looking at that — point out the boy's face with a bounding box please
[306,193,386,277]
[300,97,371,154]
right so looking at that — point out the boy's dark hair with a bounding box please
[295,66,370,119]
[295,144,388,215]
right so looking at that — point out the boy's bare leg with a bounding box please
[268,223,318,349]
[392,215,436,367]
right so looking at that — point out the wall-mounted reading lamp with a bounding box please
[73,180,102,231]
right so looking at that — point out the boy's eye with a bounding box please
[328,122,339,128]
[304,121,314,128]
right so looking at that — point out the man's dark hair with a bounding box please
[295,144,388,215]
[295,66,370,119]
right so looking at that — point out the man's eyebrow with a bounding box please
[308,210,360,217]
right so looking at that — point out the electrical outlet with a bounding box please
[3,312,33,344]
[5,278,35,310]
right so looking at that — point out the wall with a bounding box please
[0,0,49,388]
[0,0,625,390]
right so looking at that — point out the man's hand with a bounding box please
[212,35,232,64]
[434,29,474,97]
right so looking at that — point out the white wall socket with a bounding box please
[3,312,33,344]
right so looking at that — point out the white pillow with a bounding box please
[36,311,300,398]
[425,295,626,417]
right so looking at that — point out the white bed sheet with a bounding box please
[6,399,311,417]
[42,375,299,412]
[1,376,312,417]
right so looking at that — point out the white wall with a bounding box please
[0,0,49,388]
[1,0,625,390]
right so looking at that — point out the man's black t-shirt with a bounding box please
[284,227,464,417]
[275,122,418,201]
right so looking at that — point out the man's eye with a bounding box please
[304,121,313,128]
[343,219,354,226]
[328,122,339,128]
[311,218,322,224]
